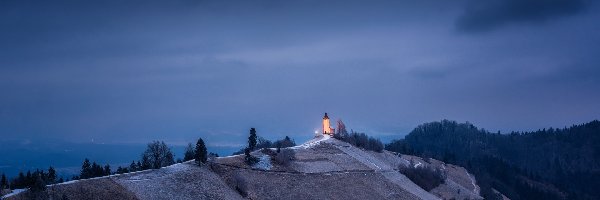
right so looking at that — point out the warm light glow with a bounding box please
[322,113,334,134]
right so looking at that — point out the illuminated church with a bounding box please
[322,113,335,135]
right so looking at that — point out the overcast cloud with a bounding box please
[1,0,599,147]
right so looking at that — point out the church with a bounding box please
[322,113,335,135]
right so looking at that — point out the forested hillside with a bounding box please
[386,120,600,200]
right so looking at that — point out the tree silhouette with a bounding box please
[47,166,56,184]
[248,128,257,151]
[129,161,138,172]
[141,141,175,169]
[195,138,207,164]
[104,164,111,176]
[184,142,195,161]
[80,158,92,179]
[1,173,7,189]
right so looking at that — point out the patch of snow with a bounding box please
[47,161,194,188]
[332,143,440,200]
[54,179,80,186]
[50,175,106,187]
[218,154,243,159]
[1,188,26,199]
[466,171,479,194]
[294,134,331,149]
[114,162,243,200]
[414,162,422,168]
[333,142,391,171]
[253,155,272,170]
[398,157,411,167]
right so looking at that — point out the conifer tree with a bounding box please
[1,173,7,189]
[195,138,207,164]
[17,172,25,188]
[80,158,92,179]
[129,161,138,172]
[26,170,32,186]
[248,128,257,150]
[47,166,56,184]
[184,143,195,161]
[91,162,102,177]
[116,166,124,174]
[104,164,111,176]
[30,174,47,196]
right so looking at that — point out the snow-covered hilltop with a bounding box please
[4,136,483,200]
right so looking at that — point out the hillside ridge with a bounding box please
[5,135,483,200]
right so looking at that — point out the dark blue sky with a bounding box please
[1,0,599,148]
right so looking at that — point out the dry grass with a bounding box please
[3,139,483,200]
[6,178,138,200]
[212,164,420,200]
[113,162,243,200]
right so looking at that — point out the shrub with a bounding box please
[273,136,296,149]
[233,173,248,197]
[232,135,296,155]
[336,131,384,152]
[274,149,296,166]
[244,148,259,165]
[208,152,219,162]
[399,165,446,191]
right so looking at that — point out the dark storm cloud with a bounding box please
[456,0,588,32]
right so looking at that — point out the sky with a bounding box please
[1,0,599,148]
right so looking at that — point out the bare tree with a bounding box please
[141,141,175,169]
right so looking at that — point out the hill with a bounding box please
[4,135,482,200]
[386,120,600,200]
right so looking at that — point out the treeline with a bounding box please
[2,138,216,193]
[385,119,600,200]
[78,159,112,179]
[230,128,297,166]
[72,141,175,181]
[333,129,384,152]
[232,134,297,155]
[1,167,59,191]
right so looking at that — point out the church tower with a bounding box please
[322,113,334,135]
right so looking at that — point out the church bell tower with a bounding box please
[322,113,334,135]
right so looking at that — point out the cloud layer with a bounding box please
[456,0,587,32]
[0,1,599,146]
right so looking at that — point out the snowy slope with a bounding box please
[5,136,482,200]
